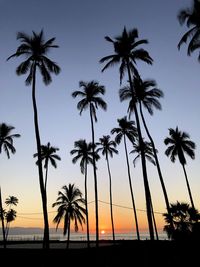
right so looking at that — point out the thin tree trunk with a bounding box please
[150,197,159,240]
[126,61,154,240]
[182,164,195,209]
[32,65,49,249]
[139,103,174,229]
[89,104,99,247]
[0,187,6,248]
[5,222,10,241]
[105,153,115,242]
[84,162,90,248]
[44,161,49,192]
[123,135,140,240]
[66,218,71,249]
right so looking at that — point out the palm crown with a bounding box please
[164,127,196,166]
[7,30,60,85]
[96,135,118,158]
[100,27,153,83]
[0,123,21,159]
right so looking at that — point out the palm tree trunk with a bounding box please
[84,162,90,248]
[126,61,154,240]
[5,222,10,241]
[44,161,49,192]
[123,135,140,240]
[150,197,159,240]
[139,103,174,229]
[105,153,115,242]
[0,187,6,248]
[67,218,71,249]
[89,104,99,247]
[182,164,195,209]
[32,64,49,249]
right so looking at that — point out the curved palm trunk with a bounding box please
[182,164,195,209]
[84,161,90,247]
[139,103,174,229]
[127,61,154,240]
[89,104,99,247]
[105,153,115,242]
[32,65,49,249]
[123,135,140,240]
[0,188,6,248]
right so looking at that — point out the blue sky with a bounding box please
[0,0,200,232]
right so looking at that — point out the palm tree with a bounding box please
[0,123,21,159]
[111,116,140,240]
[164,127,196,209]
[7,30,60,248]
[5,209,17,240]
[130,139,159,240]
[100,27,155,239]
[33,142,61,191]
[96,135,118,242]
[72,80,107,245]
[70,139,99,247]
[52,183,86,248]
[5,196,19,208]
[177,0,200,61]
[163,201,200,240]
[119,75,173,229]
[0,188,6,248]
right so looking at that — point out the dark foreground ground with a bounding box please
[0,240,199,267]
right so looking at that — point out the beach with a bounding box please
[0,240,198,267]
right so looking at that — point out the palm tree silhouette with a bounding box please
[100,27,154,239]
[5,209,17,240]
[130,139,159,240]
[70,139,99,247]
[111,116,140,240]
[164,127,196,209]
[0,123,21,159]
[96,135,118,242]
[177,0,200,60]
[5,196,18,208]
[7,30,60,248]
[52,183,86,248]
[119,75,173,229]
[72,80,107,246]
[0,188,6,248]
[33,142,61,191]
[163,201,199,240]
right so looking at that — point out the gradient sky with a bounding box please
[0,0,200,235]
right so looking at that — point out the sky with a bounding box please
[0,0,200,236]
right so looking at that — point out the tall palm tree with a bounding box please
[177,0,200,61]
[7,30,60,248]
[72,80,107,245]
[100,27,155,239]
[5,209,17,240]
[111,116,140,240]
[0,123,21,159]
[96,135,118,242]
[0,188,6,248]
[52,183,86,248]
[164,127,196,209]
[119,75,173,229]
[70,139,99,247]
[130,139,159,240]
[33,142,61,191]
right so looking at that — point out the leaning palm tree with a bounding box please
[70,139,99,247]
[7,30,60,248]
[0,123,21,159]
[164,127,196,209]
[52,183,86,249]
[100,27,154,239]
[130,139,159,240]
[96,135,118,242]
[111,117,140,240]
[177,0,200,61]
[33,142,61,191]
[72,80,107,245]
[119,75,173,229]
